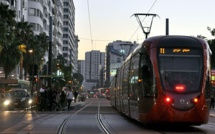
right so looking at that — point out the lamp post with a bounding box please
[29,49,34,96]
[48,16,53,87]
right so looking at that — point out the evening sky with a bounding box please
[74,0,215,60]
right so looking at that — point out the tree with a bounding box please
[207,27,215,68]
[47,55,74,88]
[73,73,84,86]
[0,3,16,54]
[15,20,34,79]
[0,3,21,79]
[23,33,49,79]
[208,39,215,68]
[0,40,22,79]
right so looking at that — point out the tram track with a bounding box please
[1,98,215,134]
[97,100,111,134]
[57,102,91,134]
[57,98,112,134]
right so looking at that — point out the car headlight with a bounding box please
[3,99,11,106]
[28,99,33,104]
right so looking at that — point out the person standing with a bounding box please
[66,89,73,111]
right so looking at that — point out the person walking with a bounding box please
[39,85,46,111]
[73,90,78,102]
[60,89,66,108]
[66,89,73,111]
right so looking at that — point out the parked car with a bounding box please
[7,89,33,110]
[0,92,12,110]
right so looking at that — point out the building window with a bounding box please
[63,2,69,6]
[63,41,68,44]
[63,47,68,51]
[63,28,68,32]
[63,15,69,19]
[63,8,69,12]
[63,21,69,25]
[30,23,36,30]
[63,34,68,38]
[29,8,36,16]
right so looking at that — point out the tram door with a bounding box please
[138,53,155,113]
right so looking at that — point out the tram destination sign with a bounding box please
[159,48,199,55]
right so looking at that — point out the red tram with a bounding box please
[110,35,212,125]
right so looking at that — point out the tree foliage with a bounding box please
[207,27,215,69]
[0,3,21,78]
[73,73,84,85]
[0,3,49,79]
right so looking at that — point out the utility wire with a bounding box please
[87,0,94,49]
[79,37,142,42]
[129,0,158,41]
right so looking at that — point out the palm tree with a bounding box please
[0,3,20,79]
[15,20,34,79]
[23,33,49,79]
[0,3,16,53]
[0,40,22,79]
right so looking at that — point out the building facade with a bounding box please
[63,0,79,73]
[77,60,85,77]
[84,50,105,90]
[27,0,64,60]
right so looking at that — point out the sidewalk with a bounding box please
[210,108,215,117]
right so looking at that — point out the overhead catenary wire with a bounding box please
[78,37,143,42]
[83,0,158,46]
[87,0,94,49]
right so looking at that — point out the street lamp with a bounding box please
[28,49,34,96]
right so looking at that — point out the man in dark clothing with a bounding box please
[73,90,78,102]
[48,87,60,111]
[60,90,66,108]
[211,97,215,109]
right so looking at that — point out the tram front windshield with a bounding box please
[158,47,203,93]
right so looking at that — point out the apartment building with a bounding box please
[84,50,105,90]
[63,0,79,73]
[0,0,78,79]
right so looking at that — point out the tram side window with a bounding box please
[140,54,153,97]
[129,54,139,100]
[122,62,130,96]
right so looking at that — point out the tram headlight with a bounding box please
[3,99,11,106]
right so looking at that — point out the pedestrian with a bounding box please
[66,88,73,111]
[73,90,78,102]
[210,96,215,109]
[48,86,61,111]
[60,88,66,108]
[39,85,46,111]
